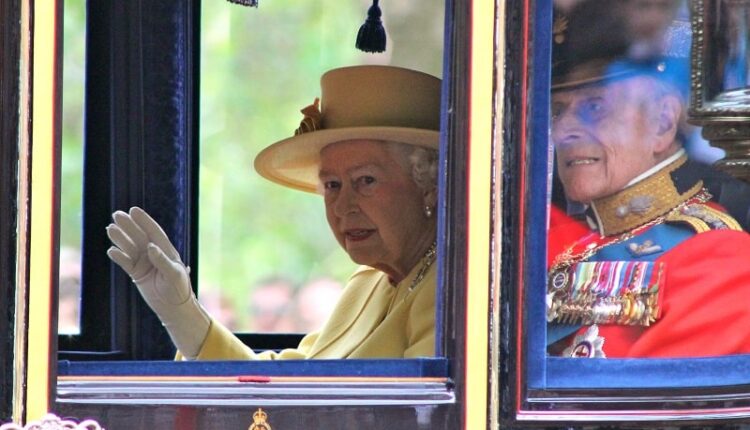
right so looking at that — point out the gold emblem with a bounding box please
[248,408,273,430]
[615,195,654,218]
[294,97,322,135]
[628,195,655,214]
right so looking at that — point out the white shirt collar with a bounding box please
[625,148,686,187]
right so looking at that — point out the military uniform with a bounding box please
[547,153,750,358]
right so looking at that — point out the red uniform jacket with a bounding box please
[548,205,750,358]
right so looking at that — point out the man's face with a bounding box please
[551,77,663,203]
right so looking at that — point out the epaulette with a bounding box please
[665,202,743,233]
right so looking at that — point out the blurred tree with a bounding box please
[59,0,87,334]
[61,0,86,250]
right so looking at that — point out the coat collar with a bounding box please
[589,153,702,236]
[307,266,392,358]
[308,249,436,358]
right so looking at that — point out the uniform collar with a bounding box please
[588,151,703,236]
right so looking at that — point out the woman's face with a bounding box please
[319,140,436,282]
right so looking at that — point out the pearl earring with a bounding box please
[424,205,433,218]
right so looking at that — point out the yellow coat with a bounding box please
[182,262,436,360]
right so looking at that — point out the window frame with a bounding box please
[57,0,460,366]
[28,0,750,426]
[13,0,487,427]
[58,0,201,360]
[0,0,22,420]
[54,0,473,427]
[500,0,750,426]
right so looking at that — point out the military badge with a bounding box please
[563,324,606,358]
[627,239,662,257]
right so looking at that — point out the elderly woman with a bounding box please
[105,65,441,360]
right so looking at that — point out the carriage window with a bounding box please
[54,4,459,427]
[500,2,750,425]
[530,0,750,391]
[59,0,447,363]
[545,0,750,362]
[198,0,444,340]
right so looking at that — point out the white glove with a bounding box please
[106,206,210,359]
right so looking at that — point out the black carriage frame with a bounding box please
[0,0,22,421]
[5,0,750,428]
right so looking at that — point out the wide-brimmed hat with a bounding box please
[254,65,441,193]
[552,0,688,92]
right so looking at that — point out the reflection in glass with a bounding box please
[59,0,86,335]
[547,0,750,359]
[702,0,750,107]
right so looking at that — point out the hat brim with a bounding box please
[552,68,634,91]
[254,126,439,193]
[552,58,670,91]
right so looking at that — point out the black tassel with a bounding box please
[226,0,258,7]
[356,0,386,53]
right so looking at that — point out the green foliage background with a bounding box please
[61,0,444,332]
[198,1,365,329]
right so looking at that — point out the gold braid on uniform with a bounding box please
[665,201,742,232]
[588,154,741,236]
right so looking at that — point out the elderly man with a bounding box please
[546,1,750,358]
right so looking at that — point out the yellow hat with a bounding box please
[254,65,441,193]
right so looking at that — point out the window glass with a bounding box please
[198,1,444,333]
[546,0,750,362]
[702,1,750,104]
[59,0,86,335]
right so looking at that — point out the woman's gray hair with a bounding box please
[386,141,439,191]
[315,140,439,194]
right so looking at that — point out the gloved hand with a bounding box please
[106,206,210,359]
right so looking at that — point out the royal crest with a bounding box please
[248,408,273,430]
